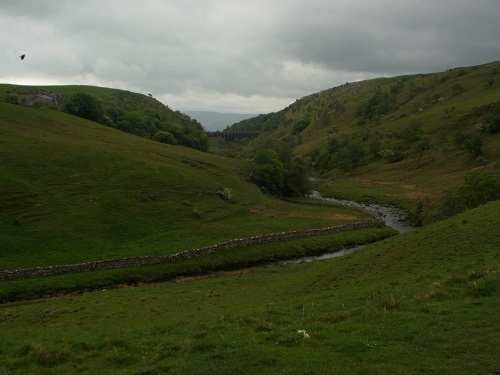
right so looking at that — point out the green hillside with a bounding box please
[229,61,500,207]
[0,199,497,374]
[0,84,209,151]
[0,102,380,274]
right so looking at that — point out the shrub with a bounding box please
[485,106,500,133]
[413,171,500,225]
[458,171,500,209]
[454,130,483,156]
[63,92,103,122]
[217,187,233,201]
[452,83,464,95]
[379,149,404,163]
[4,93,19,105]
[154,130,178,145]
[293,118,309,134]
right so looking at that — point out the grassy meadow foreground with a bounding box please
[0,201,498,374]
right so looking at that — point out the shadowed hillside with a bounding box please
[229,61,500,207]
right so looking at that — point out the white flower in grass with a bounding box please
[297,330,310,339]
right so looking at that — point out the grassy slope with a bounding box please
[0,200,497,374]
[234,61,500,208]
[0,102,373,271]
[0,83,209,150]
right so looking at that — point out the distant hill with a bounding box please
[185,110,258,131]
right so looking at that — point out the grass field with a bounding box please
[0,200,497,374]
[0,101,394,303]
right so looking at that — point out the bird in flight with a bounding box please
[20,54,26,60]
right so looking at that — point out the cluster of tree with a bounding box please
[356,87,396,125]
[63,92,209,151]
[413,171,500,225]
[452,103,500,157]
[292,118,310,134]
[482,103,500,134]
[311,135,365,172]
[310,121,432,173]
[373,121,431,162]
[453,129,484,156]
[250,140,310,197]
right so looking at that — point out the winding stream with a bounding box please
[266,191,414,266]
[308,191,414,234]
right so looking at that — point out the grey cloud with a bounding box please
[1,0,499,113]
[0,0,66,18]
[275,0,500,75]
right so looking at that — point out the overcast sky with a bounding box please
[1,0,499,113]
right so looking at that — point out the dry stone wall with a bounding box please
[0,220,384,280]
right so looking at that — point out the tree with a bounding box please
[409,138,430,159]
[283,157,311,196]
[452,83,464,96]
[458,172,500,209]
[413,171,500,225]
[356,88,393,121]
[454,130,483,156]
[401,121,423,144]
[293,118,309,134]
[252,149,286,195]
[485,106,500,133]
[63,92,102,122]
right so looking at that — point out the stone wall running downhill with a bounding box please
[0,220,384,280]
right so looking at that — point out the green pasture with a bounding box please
[1,102,373,272]
[0,200,497,374]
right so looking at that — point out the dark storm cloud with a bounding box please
[1,0,499,112]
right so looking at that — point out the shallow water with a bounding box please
[266,191,414,266]
[307,191,414,234]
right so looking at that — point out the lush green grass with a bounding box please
[317,176,417,209]
[0,102,373,271]
[0,226,396,303]
[0,200,498,374]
